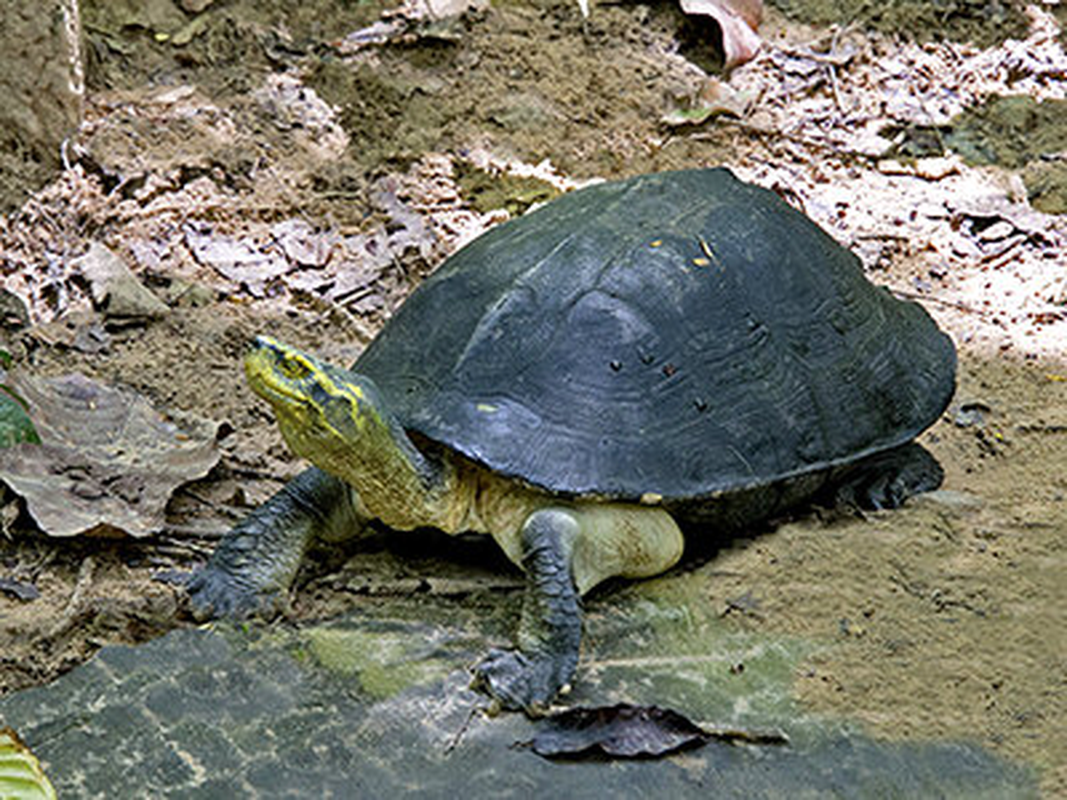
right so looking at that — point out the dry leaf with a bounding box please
[0,372,219,538]
[74,242,169,321]
[531,704,787,759]
[184,224,292,297]
[662,78,750,127]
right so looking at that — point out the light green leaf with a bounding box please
[0,727,58,800]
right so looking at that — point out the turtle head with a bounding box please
[245,336,450,526]
[244,336,388,476]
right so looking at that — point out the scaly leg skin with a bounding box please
[472,509,582,717]
[184,467,364,620]
[834,442,944,511]
[472,504,684,716]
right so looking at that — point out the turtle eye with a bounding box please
[277,354,312,381]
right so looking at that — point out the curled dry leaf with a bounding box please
[0,371,219,538]
[679,0,763,71]
[531,703,788,760]
[74,242,169,322]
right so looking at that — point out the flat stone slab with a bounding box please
[0,603,1036,799]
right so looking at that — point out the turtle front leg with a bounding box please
[185,467,364,619]
[473,509,583,715]
[472,504,684,716]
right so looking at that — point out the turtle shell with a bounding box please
[355,168,956,500]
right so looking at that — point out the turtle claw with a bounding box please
[183,565,286,622]
[182,470,349,621]
[471,647,575,717]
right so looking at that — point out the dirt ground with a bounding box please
[1,0,1066,794]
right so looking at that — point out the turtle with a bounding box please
[185,168,956,714]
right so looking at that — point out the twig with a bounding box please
[155,535,219,556]
[889,288,984,315]
[161,525,227,541]
[682,118,878,167]
[443,706,480,755]
[827,63,844,115]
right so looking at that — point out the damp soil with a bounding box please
[767,0,1030,50]
[892,94,1067,214]
[947,96,1067,215]
[1,0,1066,795]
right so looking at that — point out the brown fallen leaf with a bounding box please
[662,78,751,127]
[337,0,487,52]
[530,703,787,760]
[74,242,170,322]
[678,0,763,71]
[0,371,219,538]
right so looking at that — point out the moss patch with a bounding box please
[886,97,1067,214]
[582,576,831,744]
[766,0,1029,49]
[81,0,389,95]
[946,96,1067,169]
[454,163,559,215]
[946,95,1067,214]
[1021,161,1067,215]
[303,626,451,701]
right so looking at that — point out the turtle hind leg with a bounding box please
[833,442,944,511]
[472,504,684,716]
